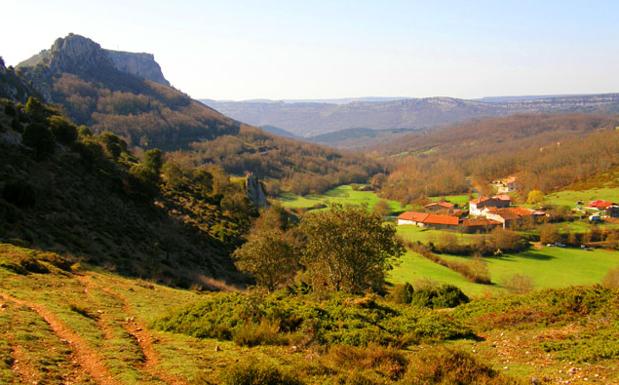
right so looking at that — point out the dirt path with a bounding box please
[79,275,190,385]
[0,292,120,385]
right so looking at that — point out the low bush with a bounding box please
[222,359,303,385]
[153,291,476,347]
[504,274,534,294]
[410,284,470,309]
[402,348,523,385]
[388,283,414,304]
[602,266,619,289]
[323,344,407,380]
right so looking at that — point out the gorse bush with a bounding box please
[153,291,475,347]
[388,283,414,304]
[410,284,470,309]
[222,359,303,385]
[401,348,524,385]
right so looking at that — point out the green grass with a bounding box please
[544,187,619,207]
[396,225,482,245]
[391,246,619,297]
[428,193,477,206]
[277,185,410,214]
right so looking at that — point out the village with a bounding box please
[397,176,619,233]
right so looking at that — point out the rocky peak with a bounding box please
[48,33,114,74]
[106,50,170,86]
[17,34,170,86]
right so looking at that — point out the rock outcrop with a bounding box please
[107,50,170,86]
[18,33,170,87]
[245,173,268,208]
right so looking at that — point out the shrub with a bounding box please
[389,283,414,304]
[602,266,619,289]
[539,224,561,245]
[232,319,286,347]
[410,284,469,309]
[48,115,78,145]
[222,359,303,385]
[504,274,534,294]
[402,348,522,385]
[324,344,407,380]
[2,181,36,208]
[22,122,55,160]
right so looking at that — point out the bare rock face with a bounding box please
[48,34,113,75]
[245,173,268,208]
[107,50,170,86]
[17,33,170,87]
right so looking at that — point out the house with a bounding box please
[588,200,615,211]
[469,195,511,216]
[492,176,517,194]
[397,211,460,229]
[608,205,619,218]
[482,207,542,228]
[424,201,456,213]
[461,217,501,233]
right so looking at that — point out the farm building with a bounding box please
[588,200,615,210]
[397,211,460,229]
[424,201,455,212]
[482,207,543,228]
[469,195,511,216]
[492,176,517,194]
[461,217,501,233]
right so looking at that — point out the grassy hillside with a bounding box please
[1,243,616,384]
[276,184,410,214]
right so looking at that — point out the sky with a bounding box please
[3,0,619,101]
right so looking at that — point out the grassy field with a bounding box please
[544,187,619,207]
[428,193,477,206]
[396,225,483,245]
[390,246,619,297]
[277,184,410,213]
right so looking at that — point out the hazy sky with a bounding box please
[4,0,619,100]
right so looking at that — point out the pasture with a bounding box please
[277,184,410,213]
[390,245,619,297]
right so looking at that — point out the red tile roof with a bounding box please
[398,211,459,226]
[425,201,455,209]
[588,200,614,210]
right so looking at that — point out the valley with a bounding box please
[2,16,619,385]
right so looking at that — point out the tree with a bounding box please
[527,190,545,205]
[48,115,77,145]
[233,207,298,291]
[22,122,55,160]
[24,97,49,123]
[299,205,404,294]
[373,200,391,217]
[369,173,387,190]
[539,224,561,245]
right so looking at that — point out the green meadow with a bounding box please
[390,246,619,297]
[544,187,619,207]
[277,184,410,213]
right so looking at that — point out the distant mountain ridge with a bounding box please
[202,93,619,139]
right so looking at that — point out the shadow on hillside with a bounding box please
[494,250,554,262]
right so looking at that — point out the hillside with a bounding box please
[1,244,617,384]
[376,114,619,202]
[14,34,381,193]
[16,34,241,150]
[0,93,257,288]
[203,94,619,140]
